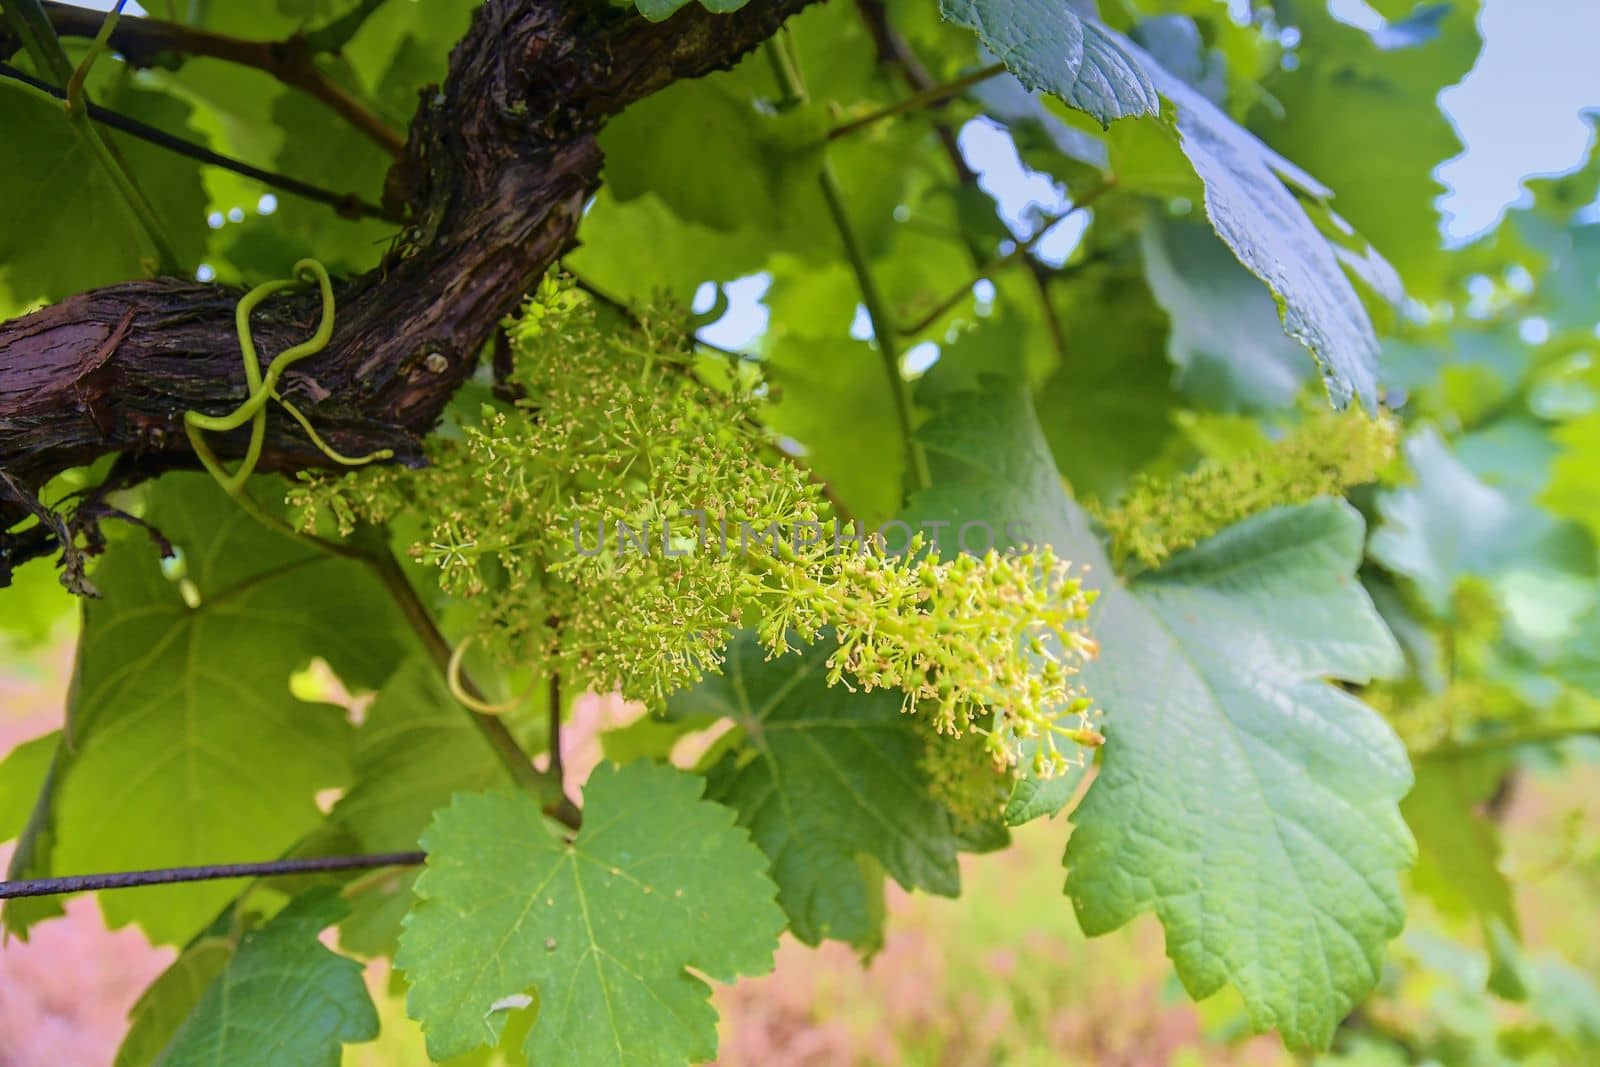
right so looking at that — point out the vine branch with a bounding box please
[825,60,1005,142]
[0,852,425,899]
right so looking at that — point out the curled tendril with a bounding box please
[447,633,533,715]
[185,258,392,499]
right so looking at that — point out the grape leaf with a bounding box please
[1026,272,1182,501]
[4,475,406,944]
[666,633,971,948]
[331,657,504,855]
[0,732,56,843]
[1255,2,1482,297]
[941,0,1159,126]
[323,656,506,956]
[911,376,1414,1049]
[156,891,378,1067]
[600,68,825,235]
[568,189,769,303]
[396,762,785,1064]
[951,7,1390,408]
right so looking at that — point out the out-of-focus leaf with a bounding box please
[1140,213,1312,411]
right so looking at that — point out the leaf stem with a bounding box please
[63,0,122,115]
[766,34,930,495]
[825,61,1006,142]
[1432,721,1600,758]
[548,671,566,791]
[0,853,425,900]
[896,191,1111,337]
[366,545,581,829]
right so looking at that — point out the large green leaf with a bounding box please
[116,938,234,1067]
[941,0,1159,126]
[330,657,503,855]
[667,634,971,948]
[396,762,786,1064]
[322,656,506,956]
[567,190,769,304]
[946,7,1389,408]
[911,377,1413,1048]
[1029,271,1182,501]
[1067,501,1413,1048]
[0,732,56,843]
[600,70,824,235]
[156,891,378,1067]
[4,475,406,944]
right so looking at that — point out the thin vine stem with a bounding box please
[63,0,122,115]
[1430,721,1600,758]
[825,61,1006,142]
[0,853,425,900]
[548,671,565,789]
[366,546,582,830]
[896,190,1111,337]
[0,62,396,220]
[16,1,405,156]
[766,33,931,494]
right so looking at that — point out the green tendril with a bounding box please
[185,259,390,501]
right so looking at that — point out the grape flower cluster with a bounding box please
[1097,407,1398,571]
[291,279,1101,784]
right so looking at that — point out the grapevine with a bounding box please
[2,0,1596,1063]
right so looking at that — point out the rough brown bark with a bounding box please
[0,0,814,583]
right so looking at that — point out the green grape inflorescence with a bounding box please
[1097,408,1398,572]
[292,279,1100,778]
